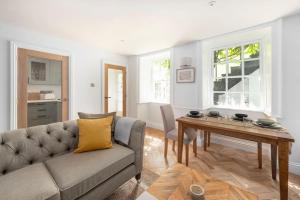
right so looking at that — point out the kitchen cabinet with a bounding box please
[28,57,61,85]
[27,101,62,127]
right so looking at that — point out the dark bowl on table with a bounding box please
[257,118,276,126]
[190,111,200,116]
[209,111,220,117]
[235,113,248,119]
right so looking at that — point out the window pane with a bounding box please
[152,58,170,103]
[214,78,226,91]
[244,43,260,59]
[244,76,260,93]
[214,93,226,105]
[211,42,262,110]
[228,61,242,76]
[139,51,170,103]
[214,63,226,78]
[228,46,241,60]
[214,49,226,63]
[228,93,241,107]
[244,93,260,108]
[244,60,259,75]
[154,80,170,102]
[228,78,242,92]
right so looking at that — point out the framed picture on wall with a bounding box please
[176,68,195,83]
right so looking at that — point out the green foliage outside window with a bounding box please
[155,59,171,69]
[214,42,260,63]
[244,43,260,59]
[214,49,226,63]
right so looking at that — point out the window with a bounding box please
[212,42,261,110]
[139,51,171,103]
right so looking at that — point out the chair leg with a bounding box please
[185,144,189,166]
[164,138,168,158]
[135,173,142,183]
[203,131,207,151]
[193,138,197,157]
[172,140,176,151]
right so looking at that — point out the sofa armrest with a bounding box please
[128,120,146,173]
[114,117,146,173]
[115,117,146,173]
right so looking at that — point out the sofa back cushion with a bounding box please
[0,120,78,176]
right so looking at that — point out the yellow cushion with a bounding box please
[75,116,113,153]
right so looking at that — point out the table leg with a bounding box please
[278,141,289,200]
[208,132,211,147]
[177,122,184,163]
[271,144,277,180]
[257,142,262,169]
[204,131,207,151]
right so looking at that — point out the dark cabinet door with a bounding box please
[27,102,58,127]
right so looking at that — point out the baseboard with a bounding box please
[211,135,270,154]
[289,162,300,175]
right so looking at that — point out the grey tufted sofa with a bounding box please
[0,118,146,200]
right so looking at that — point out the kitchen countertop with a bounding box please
[27,99,62,104]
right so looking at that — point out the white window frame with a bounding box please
[211,39,266,111]
[138,50,171,104]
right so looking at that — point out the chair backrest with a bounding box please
[160,104,176,135]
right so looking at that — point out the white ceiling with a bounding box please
[0,0,300,55]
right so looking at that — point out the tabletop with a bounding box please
[177,116,294,142]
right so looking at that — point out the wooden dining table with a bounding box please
[176,116,294,200]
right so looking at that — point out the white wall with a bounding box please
[280,13,300,174]
[127,56,138,118]
[139,103,164,130]
[0,22,128,132]
[172,42,202,111]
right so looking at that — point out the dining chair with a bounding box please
[160,104,198,166]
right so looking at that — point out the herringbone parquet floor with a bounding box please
[143,128,300,200]
[106,128,300,200]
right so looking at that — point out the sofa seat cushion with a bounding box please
[45,143,135,200]
[0,163,60,200]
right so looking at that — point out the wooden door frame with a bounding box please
[10,41,72,130]
[104,63,127,116]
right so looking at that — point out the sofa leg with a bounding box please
[135,173,142,183]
